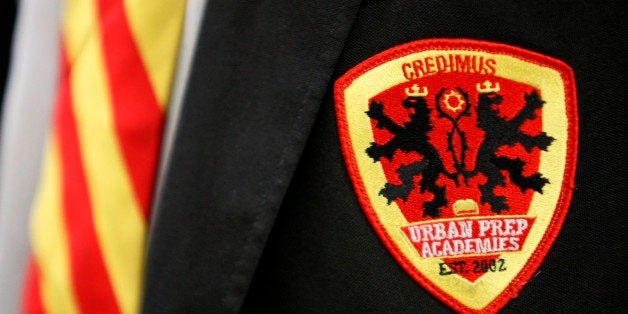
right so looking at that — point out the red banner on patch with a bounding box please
[402,216,535,259]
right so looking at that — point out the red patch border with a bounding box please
[334,38,578,313]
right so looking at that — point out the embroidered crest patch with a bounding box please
[334,39,577,313]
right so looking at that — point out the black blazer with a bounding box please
[141,1,626,312]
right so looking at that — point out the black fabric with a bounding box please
[141,1,361,313]
[243,1,626,313]
[143,0,627,313]
[0,0,17,120]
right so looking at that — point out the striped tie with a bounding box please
[22,0,186,313]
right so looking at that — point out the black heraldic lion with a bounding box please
[366,89,553,218]
[366,96,455,218]
[474,90,554,213]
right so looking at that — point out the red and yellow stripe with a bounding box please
[24,0,186,313]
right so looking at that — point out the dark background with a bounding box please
[0,0,17,118]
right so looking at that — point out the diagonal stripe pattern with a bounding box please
[23,0,186,313]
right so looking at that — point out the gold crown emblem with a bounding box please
[453,199,479,216]
[405,84,428,97]
[476,80,500,93]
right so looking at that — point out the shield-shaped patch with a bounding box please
[334,39,577,313]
